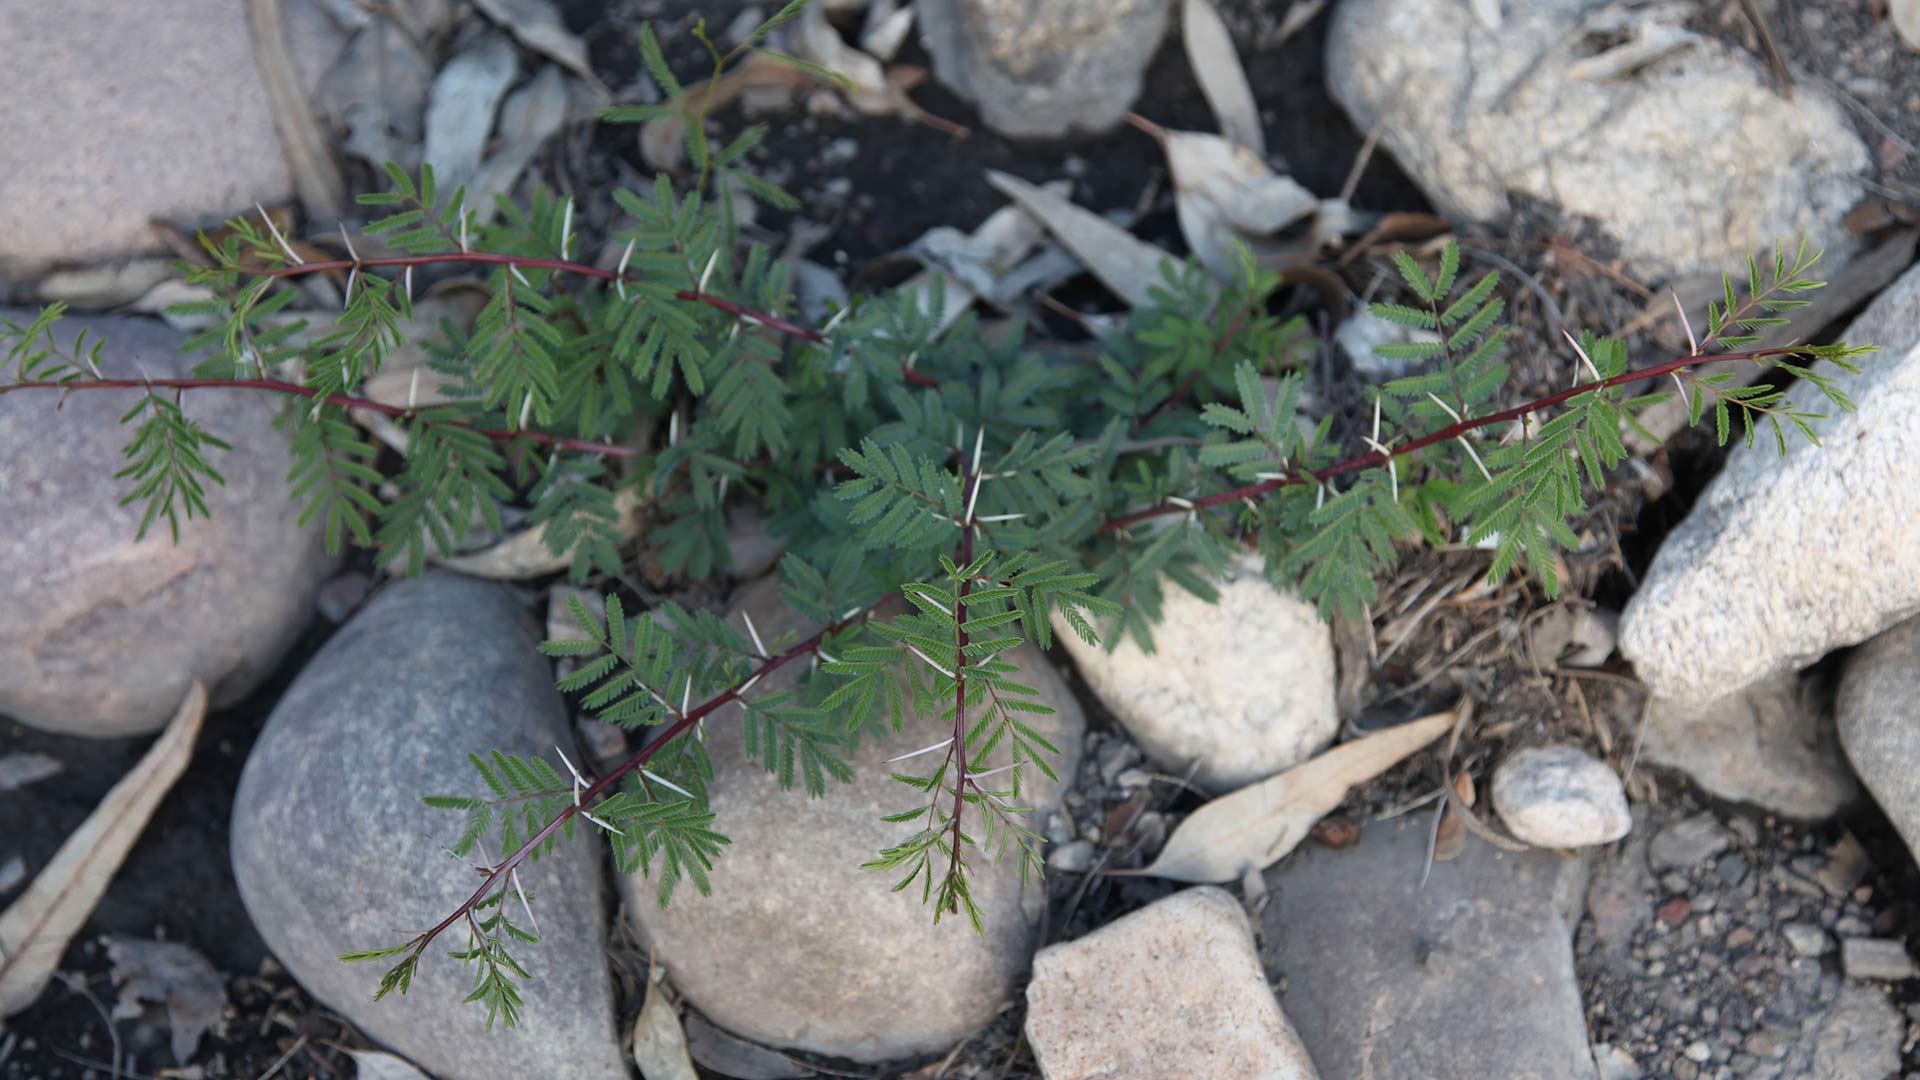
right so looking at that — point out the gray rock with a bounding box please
[918,0,1171,138]
[1325,0,1864,280]
[1046,838,1095,874]
[0,0,340,276]
[231,574,626,1080]
[1055,553,1337,793]
[1782,922,1831,958]
[1262,818,1596,1079]
[1637,676,1856,819]
[1026,886,1319,1080]
[1648,814,1730,871]
[1840,938,1918,982]
[1491,744,1631,849]
[1837,614,1920,872]
[724,505,788,579]
[1621,263,1920,709]
[0,312,331,736]
[624,577,1084,1063]
[1808,984,1902,1079]
[1591,1043,1640,1080]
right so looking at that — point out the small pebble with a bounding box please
[1684,1040,1712,1062]
[1840,937,1917,981]
[1490,744,1631,848]
[1649,814,1729,870]
[1782,922,1831,957]
[1047,839,1095,874]
[1658,896,1692,927]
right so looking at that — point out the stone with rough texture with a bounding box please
[1647,814,1729,871]
[1262,818,1595,1080]
[1055,553,1336,793]
[1326,0,1864,280]
[231,574,626,1080]
[1621,263,1920,708]
[1638,676,1856,819]
[0,312,330,737]
[1491,745,1630,849]
[918,0,1171,139]
[1025,887,1319,1080]
[1808,984,1902,1078]
[0,1,340,275]
[624,577,1083,1063]
[1837,613,1920,871]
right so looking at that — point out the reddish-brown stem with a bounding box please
[414,599,886,955]
[0,377,637,458]
[1098,345,1799,532]
[943,475,978,901]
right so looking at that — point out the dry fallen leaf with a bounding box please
[432,488,645,579]
[471,0,603,89]
[467,65,573,224]
[0,681,207,1017]
[985,170,1186,310]
[899,187,1057,332]
[319,17,435,170]
[106,937,227,1064]
[1122,711,1454,883]
[631,968,699,1080]
[246,0,346,222]
[1144,123,1316,281]
[860,0,915,61]
[684,1012,814,1079]
[1182,0,1264,157]
[346,1049,433,1080]
[1431,769,1475,863]
[423,33,521,192]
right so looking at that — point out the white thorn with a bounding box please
[1254,472,1289,481]
[1670,371,1691,415]
[1165,495,1195,510]
[555,745,586,788]
[742,610,768,658]
[974,512,1027,522]
[1316,482,1327,510]
[698,249,719,293]
[338,222,360,262]
[509,867,540,936]
[617,238,636,277]
[406,368,421,411]
[1372,396,1383,443]
[905,644,956,680]
[581,809,625,836]
[1424,392,1464,423]
[518,394,533,430]
[256,203,303,265]
[560,198,574,258]
[969,761,1020,780]
[822,305,851,335]
[669,409,681,447]
[839,606,864,623]
[964,471,982,526]
[641,768,695,799]
[886,736,954,763]
[1673,287,1699,355]
[816,648,839,666]
[343,266,359,308]
[1457,436,1493,481]
[716,474,729,503]
[615,279,628,301]
[910,588,954,617]
[459,211,470,253]
[403,265,415,305]
[680,678,691,718]
[510,263,529,288]
[970,425,986,473]
[1561,327,1603,384]
[737,672,762,695]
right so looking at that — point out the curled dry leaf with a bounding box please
[246,0,346,222]
[684,1012,814,1079]
[0,681,207,1017]
[631,968,700,1080]
[1182,0,1264,157]
[899,186,1057,332]
[1145,123,1316,281]
[106,937,228,1064]
[423,33,521,192]
[345,1049,433,1080]
[985,170,1185,310]
[1121,711,1454,883]
[432,488,645,579]
[470,0,604,90]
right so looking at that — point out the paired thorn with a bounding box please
[741,609,767,659]
[905,644,956,680]
[1426,393,1494,481]
[1673,287,1699,355]
[1361,398,1400,503]
[1561,328,1603,386]
[886,736,955,763]
[256,203,303,265]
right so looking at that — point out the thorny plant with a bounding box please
[0,1,1874,1028]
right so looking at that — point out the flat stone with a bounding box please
[1055,553,1336,793]
[918,0,1172,138]
[1262,818,1596,1079]
[1636,676,1856,819]
[1491,744,1631,849]
[624,577,1084,1063]
[1837,613,1920,871]
[0,1,340,275]
[1648,814,1730,871]
[1621,263,1920,709]
[231,574,627,1080]
[1807,984,1902,1078]
[0,312,331,736]
[1782,922,1831,958]
[1840,938,1918,982]
[1325,0,1864,281]
[1026,887,1318,1080]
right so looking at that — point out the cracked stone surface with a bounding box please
[1325,0,1865,280]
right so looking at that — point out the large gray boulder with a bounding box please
[0,0,340,276]
[918,0,1171,139]
[0,311,331,737]
[1325,0,1864,280]
[623,577,1084,1063]
[1837,614,1920,871]
[1262,818,1595,1080]
[1620,262,1920,708]
[1637,675,1855,819]
[231,574,627,1080]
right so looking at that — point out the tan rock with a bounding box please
[0,312,331,736]
[1055,553,1336,792]
[622,577,1084,1062]
[1026,886,1318,1080]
